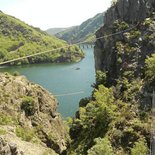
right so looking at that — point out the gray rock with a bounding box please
[104,0,155,26]
[0,138,22,155]
[9,143,17,153]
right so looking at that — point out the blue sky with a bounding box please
[0,0,112,30]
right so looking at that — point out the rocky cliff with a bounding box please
[105,0,155,26]
[0,73,69,155]
[94,0,155,84]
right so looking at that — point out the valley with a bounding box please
[0,0,155,154]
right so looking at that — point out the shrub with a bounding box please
[96,70,107,86]
[145,54,155,81]
[16,126,35,142]
[13,71,20,76]
[111,0,118,6]
[130,30,141,39]
[87,138,114,155]
[21,96,36,116]
[0,113,14,125]
[0,129,7,135]
[143,18,153,27]
[131,138,148,155]
[42,149,55,155]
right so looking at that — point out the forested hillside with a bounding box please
[53,13,104,43]
[0,11,84,65]
[67,0,155,154]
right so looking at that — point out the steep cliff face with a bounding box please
[105,0,155,26]
[0,73,69,154]
[94,0,155,84]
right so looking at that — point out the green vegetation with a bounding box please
[95,70,107,86]
[0,129,7,135]
[0,113,17,125]
[0,12,84,65]
[13,71,20,76]
[131,138,148,155]
[16,126,36,142]
[66,13,154,155]
[114,21,129,31]
[111,0,118,6]
[54,13,104,44]
[67,80,150,154]
[145,54,155,81]
[21,96,36,116]
[87,138,114,155]
[42,149,56,155]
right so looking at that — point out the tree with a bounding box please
[131,138,148,155]
[87,138,114,155]
[95,70,107,86]
[145,54,155,81]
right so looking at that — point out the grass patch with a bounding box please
[0,113,16,125]
[16,126,36,142]
[0,129,7,135]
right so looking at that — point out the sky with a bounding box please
[0,0,112,30]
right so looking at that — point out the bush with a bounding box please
[0,113,14,125]
[143,18,153,27]
[21,96,36,116]
[0,129,7,135]
[16,126,35,142]
[130,30,141,40]
[13,71,20,76]
[131,138,148,155]
[87,138,114,155]
[145,54,155,81]
[111,0,118,6]
[96,70,107,86]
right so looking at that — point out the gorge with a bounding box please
[0,0,155,154]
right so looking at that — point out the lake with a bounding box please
[0,47,95,118]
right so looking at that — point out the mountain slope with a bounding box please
[0,11,84,65]
[0,72,69,154]
[49,13,104,43]
[67,0,155,154]
[46,28,68,35]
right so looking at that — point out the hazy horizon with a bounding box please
[0,0,112,30]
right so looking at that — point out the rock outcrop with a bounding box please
[0,73,69,154]
[94,0,155,84]
[104,0,155,26]
[0,137,23,155]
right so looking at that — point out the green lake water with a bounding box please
[0,47,95,118]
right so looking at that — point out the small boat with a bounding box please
[75,67,80,70]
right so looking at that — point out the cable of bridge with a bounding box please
[54,91,85,97]
[0,23,138,66]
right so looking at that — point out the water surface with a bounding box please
[0,47,95,118]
